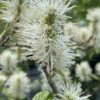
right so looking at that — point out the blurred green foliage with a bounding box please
[0,3,6,34]
[0,20,6,34]
[70,0,100,21]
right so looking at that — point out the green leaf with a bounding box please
[32,91,52,100]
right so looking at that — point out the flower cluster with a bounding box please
[0,50,18,75]
[87,8,100,52]
[0,50,31,99]
[15,0,77,71]
[6,72,31,99]
[64,22,93,46]
[75,61,92,82]
[0,0,93,100]
[55,82,90,100]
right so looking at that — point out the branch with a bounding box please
[42,66,58,94]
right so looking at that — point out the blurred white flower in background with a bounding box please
[7,71,31,99]
[87,8,100,22]
[75,61,92,82]
[64,22,93,45]
[75,27,92,44]
[0,50,18,75]
[64,22,78,36]
[55,82,90,100]
[87,8,100,52]
[95,62,100,75]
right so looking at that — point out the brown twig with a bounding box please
[42,66,58,94]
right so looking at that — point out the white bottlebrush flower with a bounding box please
[75,61,92,82]
[16,0,77,70]
[95,62,100,75]
[7,71,31,99]
[0,0,20,22]
[0,50,18,75]
[16,0,74,46]
[55,82,90,100]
